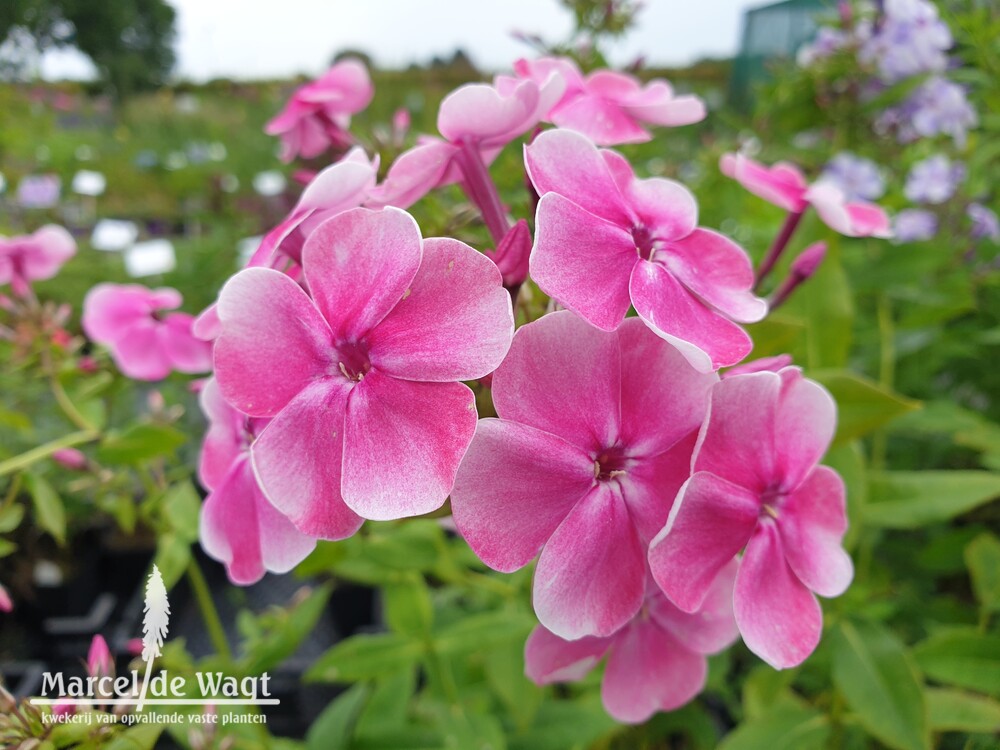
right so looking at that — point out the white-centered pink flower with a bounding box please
[526,564,739,723]
[212,207,513,538]
[0,225,76,297]
[198,379,315,585]
[720,153,892,238]
[527,129,766,372]
[451,311,717,640]
[513,56,706,145]
[82,284,212,381]
[265,59,374,162]
[648,367,853,669]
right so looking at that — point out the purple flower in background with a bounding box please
[904,155,965,204]
[860,0,951,83]
[904,77,977,146]
[892,209,938,243]
[797,27,848,67]
[968,204,1000,242]
[820,152,886,201]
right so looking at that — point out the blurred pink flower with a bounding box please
[0,225,76,297]
[52,448,87,471]
[0,583,12,613]
[451,312,717,639]
[648,367,852,669]
[213,207,513,538]
[87,635,113,678]
[526,563,739,723]
[513,56,706,145]
[265,59,374,162]
[198,379,315,585]
[527,129,766,372]
[82,284,213,381]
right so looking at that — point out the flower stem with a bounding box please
[186,557,232,661]
[0,430,99,478]
[457,141,510,246]
[755,210,805,290]
[871,294,895,472]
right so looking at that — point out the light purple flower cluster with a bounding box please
[820,152,886,201]
[968,203,1000,242]
[903,154,965,204]
[892,208,937,243]
[859,0,952,83]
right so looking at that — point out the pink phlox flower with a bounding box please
[648,367,853,669]
[525,562,739,723]
[265,59,374,162]
[513,56,706,146]
[0,225,76,297]
[451,311,717,640]
[87,635,114,679]
[82,284,213,381]
[527,129,766,373]
[212,207,513,539]
[198,378,315,585]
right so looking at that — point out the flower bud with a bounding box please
[87,635,113,679]
[52,448,87,471]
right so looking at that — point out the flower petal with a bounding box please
[779,466,853,598]
[438,80,539,146]
[109,320,173,380]
[530,193,636,332]
[82,283,179,344]
[342,371,477,520]
[451,419,594,573]
[524,625,610,685]
[629,259,753,372]
[251,379,364,540]
[650,557,740,654]
[550,93,652,146]
[301,207,422,340]
[735,522,822,669]
[533,484,645,639]
[775,369,837,490]
[160,313,213,374]
[491,310,621,451]
[625,177,698,240]
[197,378,245,491]
[368,237,513,382]
[648,472,759,613]
[619,430,699,544]
[215,268,334,417]
[367,139,460,210]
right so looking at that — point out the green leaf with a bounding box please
[926,688,1000,733]
[484,637,543,730]
[914,629,1000,696]
[965,533,1000,612]
[104,723,165,750]
[0,502,25,533]
[440,713,507,750]
[307,683,371,750]
[0,538,17,557]
[97,423,187,465]
[306,633,423,683]
[866,471,1000,529]
[823,442,866,550]
[795,238,853,369]
[741,665,803,721]
[383,575,434,637]
[717,707,830,750]
[830,620,929,750]
[355,669,416,737]
[162,481,201,543]
[152,533,190,590]
[243,585,332,674]
[812,370,919,444]
[24,472,66,544]
[508,697,618,750]
[434,610,536,656]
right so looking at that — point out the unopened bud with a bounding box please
[87,635,113,679]
[486,219,532,288]
[770,242,827,310]
[0,584,12,613]
[52,448,87,472]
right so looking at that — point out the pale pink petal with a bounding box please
[724,354,794,377]
[367,237,513,382]
[82,284,180,344]
[251,379,364,540]
[214,268,334,417]
[367,139,460,210]
[160,313,213,374]
[530,193,635,332]
[342,371,477,520]
[805,183,892,238]
[774,369,837,489]
[524,129,633,225]
[779,466,853,598]
[524,625,611,685]
[491,310,621,451]
[629,260,754,372]
[451,419,594,573]
[109,320,173,380]
[720,154,808,213]
[300,59,373,112]
[663,229,767,323]
[844,202,893,238]
[192,303,221,341]
[650,558,740,654]
[438,79,539,146]
[21,225,76,280]
[622,83,706,127]
[619,431,699,544]
[302,207,421,339]
[198,378,245,490]
[602,618,706,723]
[624,177,698,240]
[550,93,652,145]
[735,522,822,669]
[648,472,759,613]
[533,485,645,639]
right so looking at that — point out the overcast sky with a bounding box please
[41,0,754,81]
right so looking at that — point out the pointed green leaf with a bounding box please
[307,683,371,750]
[718,707,830,750]
[965,533,1000,612]
[812,370,919,444]
[914,629,1000,696]
[866,471,1000,529]
[306,633,423,683]
[926,688,1000,733]
[24,472,66,544]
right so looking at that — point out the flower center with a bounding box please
[335,340,371,382]
[593,447,630,482]
[631,225,658,261]
[760,485,785,520]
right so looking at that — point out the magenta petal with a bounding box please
[368,237,513,382]
[531,193,636,332]
[648,472,759,613]
[533,485,645,639]
[624,177,698,239]
[22,225,76,280]
[650,557,740,654]
[735,522,822,669]
[602,618,706,723]
[629,260,753,372]
[664,229,767,323]
[524,129,633,225]
[160,313,213,373]
[251,380,364,540]
[438,80,539,145]
[806,183,892,238]
[215,268,333,417]
[620,430,699,544]
[491,310,621,451]
[779,466,853,598]
[623,87,706,127]
[774,370,837,489]
[692,372,781,493]
[82,283,179,343]
[451,419,594,573]
[302,207,422,340]
[524,625,611,685]
[342,371,477,520]
[551,93,652,146]
[198,379,244,491]
[110,321,173,380]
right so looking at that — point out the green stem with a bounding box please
[40,348,98,432]
[186,557,232,661]
[871,294,894,472]
[0,430,99,478]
